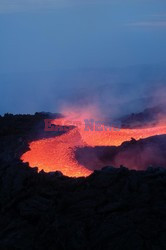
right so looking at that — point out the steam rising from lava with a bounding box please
[21,106,166,177]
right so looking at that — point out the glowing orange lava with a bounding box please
[21,109,166,177]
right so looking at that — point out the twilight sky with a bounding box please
[0,0,166,114]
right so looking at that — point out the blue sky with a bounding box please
[0,0,166,73]
[0,0,166,115]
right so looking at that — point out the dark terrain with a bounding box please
[0,111,166,250]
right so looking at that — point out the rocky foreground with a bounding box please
[0,113,166,250]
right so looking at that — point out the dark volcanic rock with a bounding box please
[75,135,166,171]
[119,105,166,128]
[0,161,166,250]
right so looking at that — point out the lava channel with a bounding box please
[21,116,166,177]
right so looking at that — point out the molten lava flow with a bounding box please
[21,109,166,177]
[22,129,92,177]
